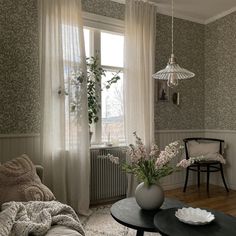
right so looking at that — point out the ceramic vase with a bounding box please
[135,182,164,210]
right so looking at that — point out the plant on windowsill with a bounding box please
[71,56,120,139]
[107,132,183,210]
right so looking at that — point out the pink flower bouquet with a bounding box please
[108,132,183,186]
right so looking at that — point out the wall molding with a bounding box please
[0,133,39,138]
[0,130,235,190]
[205,129,236,134]
[82,12,124,33]
[156,129,236,134]
[205,6,236,24]
[2,129,235,138]
[156,129,204,134]
[112,0,236,25]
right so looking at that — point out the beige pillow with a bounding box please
[188,140,220,159]
[0,154,55,206]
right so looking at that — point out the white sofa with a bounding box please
[35,165,83,236]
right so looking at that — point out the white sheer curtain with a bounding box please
[39,0,91,215]
[124,0,157,196]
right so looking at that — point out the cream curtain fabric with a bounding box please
[124,0,157,196]
[39,0,91,215]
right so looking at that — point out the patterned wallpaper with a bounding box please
[154,14,205,130]
[205,12,236,130]
[1,0,234,134]
[0,0,40,134]
[82,0,125,20]
[0,0,124,134]
[82,0,206,130]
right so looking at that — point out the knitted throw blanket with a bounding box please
[0,201,85,236]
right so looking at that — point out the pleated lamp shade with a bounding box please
[152,0,195,88]
[152,54,195,88]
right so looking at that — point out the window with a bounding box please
[62,22,125,145]
[85,28,125,145]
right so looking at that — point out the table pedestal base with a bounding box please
[136,230,144,236]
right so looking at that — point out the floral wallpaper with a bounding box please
[0,0,124,134]
[205,12,236,130]
[82,0,125,20]
[1,0,234,134]
[0,0,40,134]
[82,0,206,130]
[154,14,205,130]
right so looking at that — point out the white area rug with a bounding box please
[80,205,161,236]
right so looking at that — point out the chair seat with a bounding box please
[189,162,221,173]
[191,160,220,165]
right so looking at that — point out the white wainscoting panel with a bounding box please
[0,134,41,164]
[205,130,236,190]
[1,130,235,191]
[155,130,205,190]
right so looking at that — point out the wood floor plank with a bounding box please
[165,184,236,217]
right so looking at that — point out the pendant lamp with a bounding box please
[152,0,195,88]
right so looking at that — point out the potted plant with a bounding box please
[85,56,120,125]
[107,132,183,210]
[70,56,120,139]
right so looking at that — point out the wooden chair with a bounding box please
[183,137,229,193]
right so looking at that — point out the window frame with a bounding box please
[83,14,125,145]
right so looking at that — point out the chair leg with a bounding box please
[197,165,200,188]
[220,164,229,192]
[207,165,210,193]
[183,168,189,192]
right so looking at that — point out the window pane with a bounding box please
[101,71,125,143]
[101,32,124,67]
[83,28,90,57]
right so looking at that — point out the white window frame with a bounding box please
[82,12,124,34]
[83,12,125,145]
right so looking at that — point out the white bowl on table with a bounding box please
[175,207,215,225]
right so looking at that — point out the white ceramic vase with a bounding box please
[135,182,164,210]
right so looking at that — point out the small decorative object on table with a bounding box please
[107,132,183,210]
[175,207,215,225]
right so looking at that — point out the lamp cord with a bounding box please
[171,0,174,55]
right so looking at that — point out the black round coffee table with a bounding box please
[154,208,236,236]
[110,197,185,236]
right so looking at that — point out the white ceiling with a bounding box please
[113,0,236,24]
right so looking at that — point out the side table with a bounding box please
[154,208,236,236]
[110,197,185,236]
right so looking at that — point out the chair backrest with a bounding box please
[183,137,224,159]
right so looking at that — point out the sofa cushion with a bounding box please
[0,154,55,206]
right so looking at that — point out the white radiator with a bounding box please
[90,146,128,204]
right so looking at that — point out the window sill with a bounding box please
[90,143,127,150]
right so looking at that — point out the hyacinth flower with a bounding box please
[107,132,183,186]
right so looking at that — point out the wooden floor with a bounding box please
[165,184,236,217]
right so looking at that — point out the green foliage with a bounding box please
[75,56,120,125]
[122,160,176,187]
